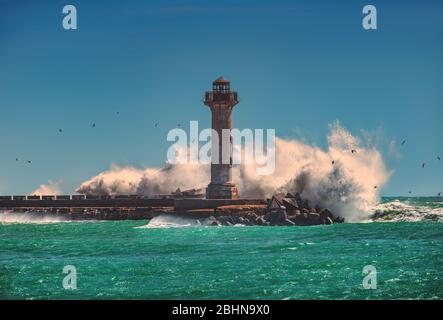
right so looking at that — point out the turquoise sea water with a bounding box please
[1,199,442,300]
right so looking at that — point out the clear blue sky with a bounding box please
[0,0,442,196]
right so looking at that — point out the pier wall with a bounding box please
[174,199,266,210]
[0,198,267,221]
[0,198,174,208]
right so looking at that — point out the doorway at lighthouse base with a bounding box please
[206,182,239,199]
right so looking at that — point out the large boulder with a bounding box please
[228,215,239,224]
[204,215,217,225]
[265,208,288,226]
[323,217,333,225]
[217,215,235,226]
[334,216,345,223]
[245,212,259,222]
[319,208,334,219]
[282,198,299,210]
[242,217,253,226]
[289,212,309,226]
[205,215,222,226]
[307,212,321,224]
[254,216,267,226]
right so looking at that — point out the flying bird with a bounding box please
[408,191,412,194]
[401,140,406,146]
[15,158,19,162]
[92,123,96,128]
[438,192,441,196]
[155,122,159,127]
[438,156,441,161]
[116,111,120,115]
[27,160,32,164]
[422,162,425,168]
[58,128,62,133]
[177,123,181,127]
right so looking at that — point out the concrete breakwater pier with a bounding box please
[0,197,265,221]
[0,194,344,226]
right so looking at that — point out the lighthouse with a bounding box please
[204,77,239,199]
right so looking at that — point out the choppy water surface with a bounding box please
[0,197,442,299]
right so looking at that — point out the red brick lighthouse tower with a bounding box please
[204,77,239,199]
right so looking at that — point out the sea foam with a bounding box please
[76,122,390,222]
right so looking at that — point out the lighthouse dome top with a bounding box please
[213,76,230,84]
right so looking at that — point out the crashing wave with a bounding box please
[370,199,443,222]
[76,122,390,222]
[0,211,68,224]
[136,214,202,228]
